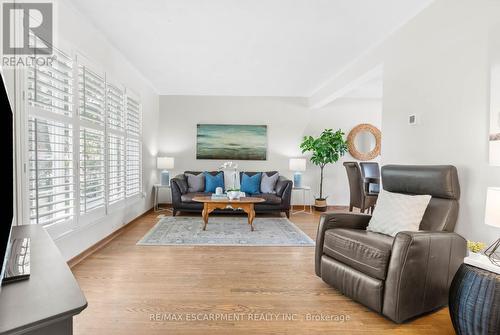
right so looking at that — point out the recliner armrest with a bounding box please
[383,230,466,323]
[315,212,371,276]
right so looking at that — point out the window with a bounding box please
[108,134,125,204]
[106,83,126,204]
[126,96,141,137]
[28,118,74,225]
[25,44,142,228]
[79,128,105,213]
[27,44,73,117]
[107,83,125,131]
[125,138,141,197]
[27,47,75,225]
[78,64,106,215]
[125,94,141,197]
[78,66,105,126]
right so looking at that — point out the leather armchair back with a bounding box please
[382,165,460,232]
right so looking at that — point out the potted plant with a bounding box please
[467,240,486,259]
[300,129,348,212]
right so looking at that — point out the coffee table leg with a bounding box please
[247,204,256,231]
[202,204,209,230]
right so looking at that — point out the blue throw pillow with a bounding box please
[204,171,224,193]
[240,173,261,194]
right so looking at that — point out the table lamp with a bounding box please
[157,157,174,186]
[484,187,500,265]
[289,158,306,188]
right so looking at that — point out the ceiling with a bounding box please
[342,76,383,99]
[69,0,432,96]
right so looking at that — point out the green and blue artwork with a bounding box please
[196,124,267,160]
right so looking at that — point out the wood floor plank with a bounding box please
[72,210,455,335]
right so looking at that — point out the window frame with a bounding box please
[19,43,143,237]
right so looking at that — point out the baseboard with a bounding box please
[67,208,153,268]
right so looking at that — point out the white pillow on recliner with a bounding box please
[367,190,431,237]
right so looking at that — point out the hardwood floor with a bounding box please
[72,209,455,335]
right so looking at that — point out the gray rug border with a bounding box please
[136,216,315,247]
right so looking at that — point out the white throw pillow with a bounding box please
[367,190,432,237]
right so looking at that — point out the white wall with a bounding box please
[311,0,500,244]
[7,0,159,260]
[305,98,382,205]
[157,96,381,206]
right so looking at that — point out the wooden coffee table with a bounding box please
[192,196,265,231]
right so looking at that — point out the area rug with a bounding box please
[137,216,315,246]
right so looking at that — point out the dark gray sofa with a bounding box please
[170,171,292,217]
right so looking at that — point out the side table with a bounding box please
[449,254,500,335]
[292,186,312,215]
[153,184,172,212]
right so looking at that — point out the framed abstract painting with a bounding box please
[196,124,267,160]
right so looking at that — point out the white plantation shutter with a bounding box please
[126,138,140,197]
[108,134,125,204]
[27,45,75,226]
[106,84,125,131]
[27,48,74,116]
[78,62,107,215]
[79,128,105,213]
[78,66,105,125]
[125,93,142,197]
[126,96,141,137]
[24,44,145,231]
[106,82,126,205]
[28,117,74,225]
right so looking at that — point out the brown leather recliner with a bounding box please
[315,165,467,323]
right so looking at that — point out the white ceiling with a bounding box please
[68,0,432,96]
[342,76,383,99]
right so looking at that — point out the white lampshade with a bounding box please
[289,158,306,172]
[157,157,174,170]
[485,187,500,228]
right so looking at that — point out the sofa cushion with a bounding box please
[241,173,262,194]
[260,172,279,194]
[323,228,393,280]
[249,193,281,205]
[181,192,212,203]
[185,173,205,192]
[204,171,224,192]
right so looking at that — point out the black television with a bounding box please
[0,70,14,290]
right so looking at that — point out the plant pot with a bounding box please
[468,251,483,259]
[314,199,327,212]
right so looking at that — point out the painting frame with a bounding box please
[196,124,267,161]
